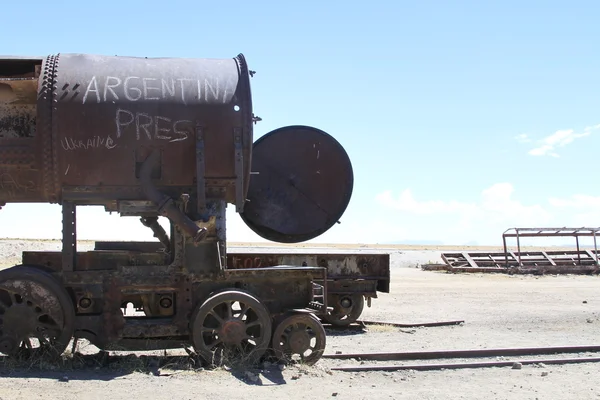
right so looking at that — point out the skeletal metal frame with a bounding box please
[502,227,600,267]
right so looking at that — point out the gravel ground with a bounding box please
[1,240,599,399]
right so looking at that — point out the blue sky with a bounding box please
[1,0,599,246]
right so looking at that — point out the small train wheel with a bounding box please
[190,290,272,367]
[271,312,326,366]
[0,265,75,358]
[323,293,365,326]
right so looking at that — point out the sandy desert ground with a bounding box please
[0,239,599,399]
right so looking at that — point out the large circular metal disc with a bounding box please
[240,125,353,243]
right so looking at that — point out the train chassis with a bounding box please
[0,200,329,366]
[226,252,391,327]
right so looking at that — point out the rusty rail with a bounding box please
[358,319,464,328]
[327,344,600,372]
[323,319,464,331]
[323,344,600,361]
[331,357,600,372]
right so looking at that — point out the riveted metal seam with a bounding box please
[37,55,57,203]
[51,54,61,204]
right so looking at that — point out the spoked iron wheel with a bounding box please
[323,293,365,326]
[191,290,272,367]
[0,265,75,359]
[272,312,326,366]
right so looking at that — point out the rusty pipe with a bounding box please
[140,149,207,243]
[140,216,171,253]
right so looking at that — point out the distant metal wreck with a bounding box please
[425,227,600,274]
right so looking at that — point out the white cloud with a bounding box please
[548,194,600,208]
[376,189,474,215]
[526,124,599,157]
[376,183,553,245]
[528,144,559,157]
[585,124,600,132]
[548,194,600,230]
[377,183,549,224]
[479,183,550,224]
[515,133,531,143]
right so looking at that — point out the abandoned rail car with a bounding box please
[0,52,356,366]
[225,252,390,326]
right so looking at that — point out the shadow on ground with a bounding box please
[0,352,288,385]
[323,323,369,337]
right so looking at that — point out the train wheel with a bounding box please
[323,293,365,326]
[0,265,75,358]
[271,312,326,366]
[190,290,272,367]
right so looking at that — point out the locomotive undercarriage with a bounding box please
[0,199,329,366]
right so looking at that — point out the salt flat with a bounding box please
[0,239,599,400]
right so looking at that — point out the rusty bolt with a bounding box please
[159,297,173,308]
[340,297,352,309]
[79,297,92,309]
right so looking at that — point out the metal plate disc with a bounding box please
[240,125,353,243]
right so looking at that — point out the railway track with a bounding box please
[323,344,600,372]
[323,319,465,330]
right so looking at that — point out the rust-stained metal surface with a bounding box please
[332,357,600,372]
[22,250,169,271]
[324,345,600,361]
[0,79,38,101]
[53,53,252,209]
[0,53,254,209]
[90,244,389,293]
[85,243,389,326]
[327,345,600,372]
[0,58,40,202]
[226,252,389,326]
[240,125,354,243]
[0,104,36,139]
[226,252,390,292]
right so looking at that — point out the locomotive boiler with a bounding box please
[0,52,355,366]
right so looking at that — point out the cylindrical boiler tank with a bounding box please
[0,53,253,210]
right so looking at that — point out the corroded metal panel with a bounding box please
[53,54,251,197]
[227,252,390,293]
[240,125,354,243]
[0,53,254,207]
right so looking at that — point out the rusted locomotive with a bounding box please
[0,52,356,366]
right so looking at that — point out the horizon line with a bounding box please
[1,238,598,251]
